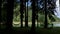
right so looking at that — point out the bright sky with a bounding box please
[55,0,60,18]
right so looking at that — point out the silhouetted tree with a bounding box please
[6,0,14,30]
[25,0,28,27]
[20,0,24,27]
[44,0,48,28]
[37,0,56,28]
[35,0,39,27]
[30,0,36,33]
[0,0,2,30]
[44,0,56,28]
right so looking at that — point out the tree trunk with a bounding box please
[6,0,14,31]
[0,0,2,30]
[44,0,48,28]
[44,15,48,28]
[36,0,38,27]
[20,0,24,28]
[31,0,36,33]
[25,1,28,27]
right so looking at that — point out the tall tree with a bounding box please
[37,0,56,28]
[25,0,28,27]
[20,0,24,27]
[30,0,36,33]
[44,0,48,28]
[44,0,56,28]
[35,0,39,27]
[6,0,14,30]
[0,0,2,30]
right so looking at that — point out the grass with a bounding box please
[36,28,60,34]
[1,22,60,34]
[1,25,60,34]
[12,27,60,34]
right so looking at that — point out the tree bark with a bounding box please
[0,0,2,30]
[20,0,24,28]
[6,0,14,31]
[44,0,48,28]
[31,0,36,33]
[25,0,28,27]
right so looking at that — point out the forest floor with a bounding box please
[0,22,60,34]
[0,27,60,34]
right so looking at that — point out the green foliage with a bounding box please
[13,0,21,22]
[1,0,7,22]
[1,0,58,23]
[38,14,45,23]
[38,0,56,22]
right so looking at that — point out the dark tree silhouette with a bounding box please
[30,0,36,33]
[25,1,28,27]
[20,0,24,28]
[44,0,56,28]
[35,0,39,27]
[0,0,2,30]
[0,0,2,22]
[44,0,48,28]
[6,0,14,30]
[37,0,56,28]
